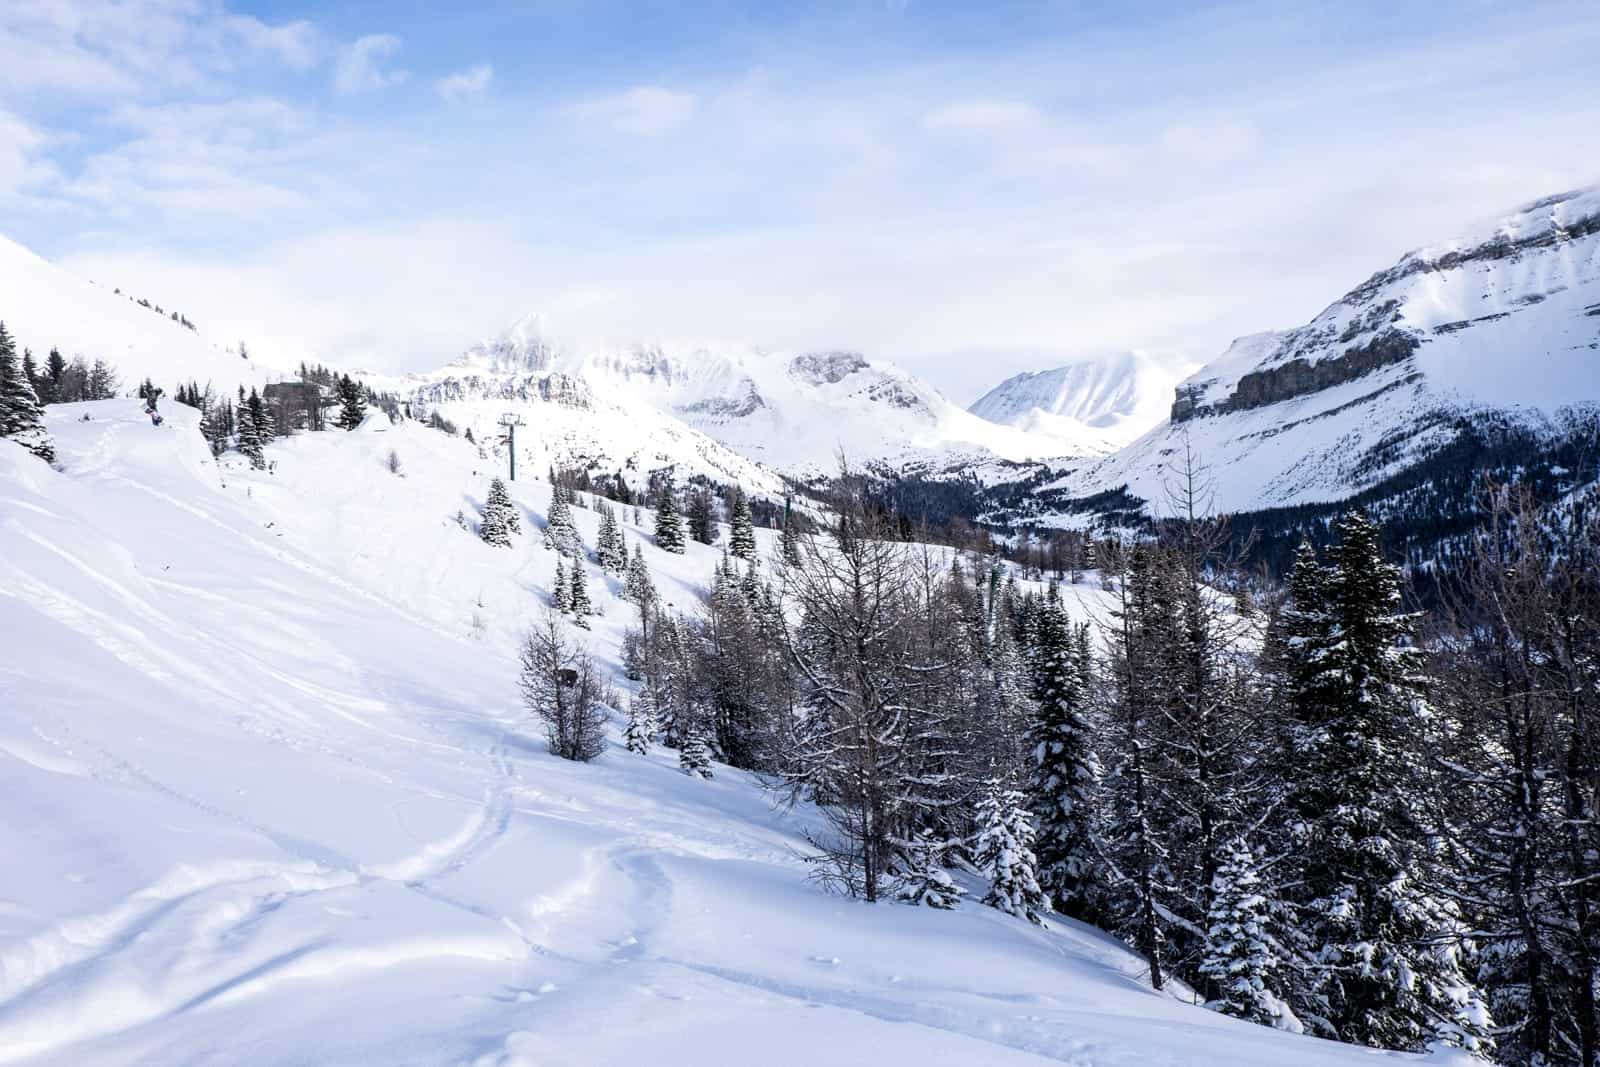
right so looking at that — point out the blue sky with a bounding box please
[3,1,1599,400]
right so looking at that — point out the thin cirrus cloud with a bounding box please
[574,86,699,135]
[436,64,493,104]
[334,34,408,94]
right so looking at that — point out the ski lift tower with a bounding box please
[497,413,525,481]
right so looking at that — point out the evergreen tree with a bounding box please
[480,478,516,547]
[335,374,367,430]
[679,725,714,779]
[21,349,39,396]
[625,543,656,605]
[729,485,756,560]
[975,779,1050,926]
[1199,838,1302,1033]
[597,503,627,573]
[552,558,571,611]
[40,347,66,404]
[624,687,657,755]
[1281,513,1493,1055]
[544,486,580,557]
[568,561,593,627]
[897,830,964,910]
[654,476,686,553]
[686,486,715,545]
[780,500,802,567]
[1028,599,1101,921]
[0,323,55,463]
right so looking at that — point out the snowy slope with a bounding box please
[0,234,278,394]
[398,314,1091,480]
[1031,186,1600,520]
[0,411,1450,1066]
[968,351,1189,451]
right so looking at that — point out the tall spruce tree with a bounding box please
[625,687,657,755]
[1281,513,1493,1055]
[544,486,580,557]
[654,476,686,553]
[480,477,516,547]
[1028,597,1101,921]
[568,561,594,627]
[335,374,367,430]
[729,485,756,560]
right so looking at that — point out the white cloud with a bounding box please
[334,34,407,94]
[575,86,698,135]
[923,98,1047,135]
[0,109,54,200]
[1160,114,1260,164]
[224,15,321,72]
[435,64,493,104]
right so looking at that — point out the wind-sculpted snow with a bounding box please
[0,405,1455,1064]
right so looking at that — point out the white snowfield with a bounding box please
[1,406,1460,1066]
[967,351,1190,452]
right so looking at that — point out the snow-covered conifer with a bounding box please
[654,476,685,553]
[1028,601,1100,920]
[679,725,713,779]
[625,543,656,604]
[552,558,571,611]
[544,486,579,557]
[975,779,1050,926]
[624,687,657,755]
[0,323,56,464]
[897,831,964,910]
[568,561,593,627]
[596,503,627,572]
[480,478,516,547]
[729,486,756,560]
[1199,839,1302,1033]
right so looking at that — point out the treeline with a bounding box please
[590,460,1597,1063]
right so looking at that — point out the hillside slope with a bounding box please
[0,234,277,395]
[0,413,1443,1066]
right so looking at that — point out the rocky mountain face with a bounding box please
[982,186,1600,572]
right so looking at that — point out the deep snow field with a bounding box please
[1,403,1461,1065]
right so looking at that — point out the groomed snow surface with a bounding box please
[1,406,1465,1065]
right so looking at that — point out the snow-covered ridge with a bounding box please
[406,315,1106,481]
[0,233,280,395]
[968,351,1188,450]
[1027,184,1600,520]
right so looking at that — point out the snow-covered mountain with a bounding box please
[967,351,1190,451]
[0,404,1415,1066]
[0,233,278,394]
[1005,185,1600,526]
[399,315,1096,483]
